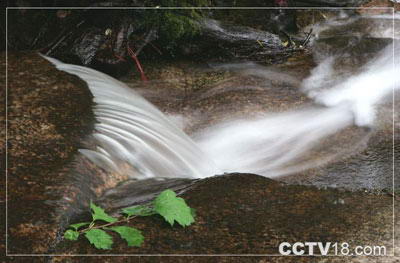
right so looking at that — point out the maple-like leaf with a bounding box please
[153,189,195,227]
[85,229,113,250]
[90,202,118,223]
[109,226,144,247]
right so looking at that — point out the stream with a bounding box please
[6,7,400,257]
[46,12,399,193]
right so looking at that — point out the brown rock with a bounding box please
[51,173,397,263]
[3,52,94,254]
[358,0,400,15]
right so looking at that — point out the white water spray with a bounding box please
[304,43,398,126]
[43,31,398,180]
[195,106,355,176]
[195,41,398,176]
[43,55,220,179]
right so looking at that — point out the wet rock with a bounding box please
[98,178,198,212]
[3,52,94,254]
[1,53,397,263]
[313,36,393,72]
[2,10,399,261]
[282,128,400,191]
[197,19,289,62]
[315,16,399,40]
[128,53,314,133]
[358,0,400,15]
[296,10,332,29]
[307,15,397,81]
[201,19,282,47]
[51,173,397,262]
[310,15,397,67]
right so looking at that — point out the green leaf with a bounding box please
[85,229,113,250]
[64,229,79,241]
[122,205,156,217]
[90,202,118,223]
[69,222,91,231]
[153,189,195,227]
[109,226,144,247]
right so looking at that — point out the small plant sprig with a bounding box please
[64,189,195,249]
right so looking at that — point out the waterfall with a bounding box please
[43,55,220,180]
[42,39,398,180]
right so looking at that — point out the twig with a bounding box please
[45,31,71,55]
[31,20,49,49]
[127,45,148,82]
[146,39,162,55]
[134,29,158,56]
[79,215,137,234]
[301,28,313,47]
[44,20,85,55]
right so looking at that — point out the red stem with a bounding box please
[127,46,148,82]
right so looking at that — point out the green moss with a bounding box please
[137,0,211,53]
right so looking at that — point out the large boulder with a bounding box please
[4,52,94,254]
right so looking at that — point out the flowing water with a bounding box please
[43,13,399,184]
[195,41,398,177]
[200,18,282,47]
[44,55,220,179]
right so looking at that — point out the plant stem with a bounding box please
[79,216,137,233]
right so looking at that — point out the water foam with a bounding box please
[43,55,220,179]
[195,106,355,176]
[194,41,397,176]
[42,28,398,180]
[303,42,398,126]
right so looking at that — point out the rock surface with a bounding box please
[50,173,397,262]
[3,52,94,255]
[2,49,399,263]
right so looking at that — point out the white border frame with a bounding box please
[4,6,396,258]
